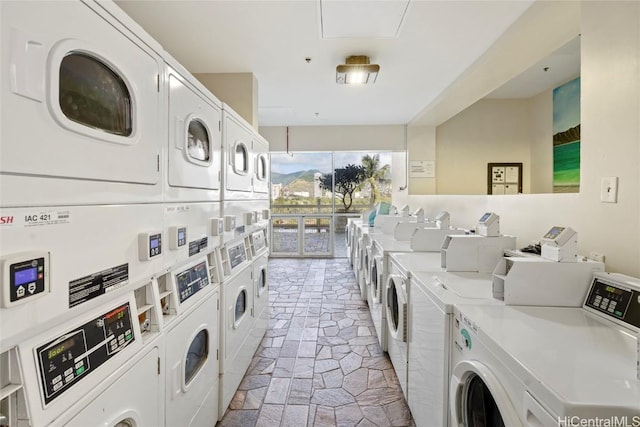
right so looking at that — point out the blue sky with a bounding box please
[553,77,580,134]
[271,152,392,175]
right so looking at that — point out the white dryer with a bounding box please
[251,248,269,353]
[252,133,270,196]
[161,256,219,427]
[450,272,640,426]
[218,235,256,419]
[165,53,222,203]
[0,0,164,206]
[222,104,254,200]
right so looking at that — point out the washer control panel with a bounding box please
[585,273,640,329]
[175,260,209,303]
[36,302,135,405]
[2,252,49,307]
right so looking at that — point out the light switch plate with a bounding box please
[600,176,618,203]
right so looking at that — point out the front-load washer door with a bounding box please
[371,258,383,305]
[2,2,161,191]
[166,293,218,427]
[223,112,253,194]
[167,67,221,194]
[450,361,521,427]
[252,137,269,194]
[386,275,407,342]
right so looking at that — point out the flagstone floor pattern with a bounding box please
[217,258,414,427]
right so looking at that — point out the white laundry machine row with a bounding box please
[0,0,165,207]
[450,272,640,426]
[164,52,223,204]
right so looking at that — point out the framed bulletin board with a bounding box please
[488,163,522,195]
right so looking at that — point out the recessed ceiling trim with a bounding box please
[319,0,411,39]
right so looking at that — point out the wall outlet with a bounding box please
[589,252,605,263]
[600,177,618,203]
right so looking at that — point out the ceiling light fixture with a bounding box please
[336,55,380,85]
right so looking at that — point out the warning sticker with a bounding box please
[69,264,129,308]
[23,210,71,227]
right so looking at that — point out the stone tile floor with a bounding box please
[217,258,414,427]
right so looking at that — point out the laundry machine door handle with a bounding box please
[171,361,182,400]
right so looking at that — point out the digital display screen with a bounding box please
[15,267,37,286]
[150,237,159,249]
[47,337,75,360]
[479,213,491,223]
[543,226,565,240]
[178,229,186,240]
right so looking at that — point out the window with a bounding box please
[184,329,208,385]
[59,53,132,136]
[187,120,211,162]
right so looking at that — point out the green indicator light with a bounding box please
[614,311,622,317]
[76,366,85,375]
[126,333,132,340]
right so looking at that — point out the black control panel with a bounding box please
[228,243,247,269]
[175,261,209,303]
[585,278,640,329]
[9,257,46,303]
[37,303,135,405]
[177,227,187,247]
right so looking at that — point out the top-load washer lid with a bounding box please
[455,304,640,418]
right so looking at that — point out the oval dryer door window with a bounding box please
[185,329,209,386]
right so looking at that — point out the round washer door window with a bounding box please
[235,289,247,322]
[463,375,506,427]
[59,53,132,136]
[388,279,399,330]
[185,329,209,385]
[187,119,211,162]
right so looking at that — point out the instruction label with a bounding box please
[188,237,208,257]
[69,264,129,308]
[24,210,71,227]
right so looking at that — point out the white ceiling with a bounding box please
[115,0,537,127]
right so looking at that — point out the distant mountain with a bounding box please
[271,169,323,186]
[553,124,580,146]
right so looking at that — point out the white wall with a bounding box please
[400,1,640,276]
[435,99,532,194]
[194,72,259,129]
[528,90,554,193]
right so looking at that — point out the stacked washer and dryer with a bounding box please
[0,1,269,425]
[217,104,271,419]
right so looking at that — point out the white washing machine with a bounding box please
[385,257,410,399]
[222,104,254,201]
[218,235,256,419]
[0,203,164,350]
[165,53,222,203]
[450,272,640,426]
[160,256,219,427]
[357,232,372,302]
[345,217,362,267]
[402,259,500,427]
[13,293,153,426]
[251,250,269,353]
[368,234,412,352]
[0,0,164,207]
[61,341,163,427]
